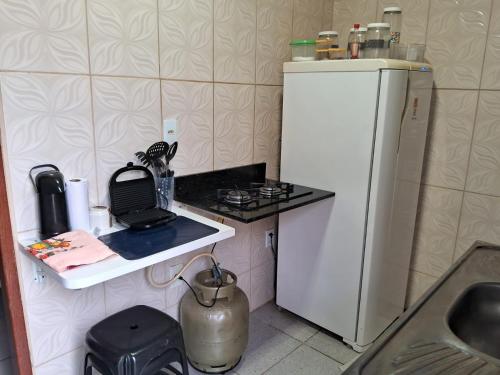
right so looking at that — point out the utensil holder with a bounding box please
[157,176,174,210]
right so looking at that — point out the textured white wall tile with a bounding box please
[212,219,252,275]
[18,254,105,366]
[377,0,430,44]
[159,0,213,81]
[405,271,438,307]
[0,73,97,232]
[251,216,277,269]
[411,185,463,278]
[256,0,293,85]
[466,91,500,196]
[104,264,168,316]
[254,86,282,180]
[481,0,500,89]
[161,80,214,176]
[214,0,257,83]
[92,76,161,204]
[214,84,255,169]
[250,260,275,311]
[34,347,84,375]
[332,0,378,47]
[425,0,491,89]
[238,270,251,306]
[421,90,478,190]
[292,0,325,39]
[87,0,159,77]
[321,0,334,31]
[455,193,500,260]
[0,0,89,73]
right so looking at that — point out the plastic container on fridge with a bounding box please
[290,39,316,61]
[382,6,402,44]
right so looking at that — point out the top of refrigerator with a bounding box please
[283,59,432,73]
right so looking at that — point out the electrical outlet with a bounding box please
[265,230,275,248]
[169,264,183,287]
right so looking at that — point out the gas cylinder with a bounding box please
[180,269,249,373]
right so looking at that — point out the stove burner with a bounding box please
[259,185,283,197]
[224,190,253,205]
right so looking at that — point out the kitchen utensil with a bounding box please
[135,151,150,167]
[164,141,178,167]
[29,164,69,239]
[146,141,169,163]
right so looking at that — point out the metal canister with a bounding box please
[180,269,249,373]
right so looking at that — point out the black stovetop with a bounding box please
[174,163,335,223]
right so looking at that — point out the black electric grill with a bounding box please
[109,163,176,229]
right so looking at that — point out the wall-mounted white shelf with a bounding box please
[17,207,235,290]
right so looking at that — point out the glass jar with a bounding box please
[348,26,367,59]
[290,39,316,61]
[365,23,391,58]
[382,6,402,44]
[317,31,339,48]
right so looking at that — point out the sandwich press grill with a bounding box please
[109,163,176,229]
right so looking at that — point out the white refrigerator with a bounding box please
[277,59,433,351]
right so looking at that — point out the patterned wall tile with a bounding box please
[251,216,277,268]
[212,219,252,275]
[214,84,255,169]
[481,0,500,89]
[405,270,438,307]
[411,185,463,278]
[292,0,325,39]
[87,0,159,77]
[161,80,214,176]
[332,0,378,47]
[421,90,478,190]
[254,86,282,180]
[0,73,97,232]
[377,0,430,44]
[321,0,334,31]
[466,91,500,196]
[0,0,89,73]
[455,192,500,260]
[256,0,293,85]
[250,260,275,311]
[214,0,257,83]
[34,347,84,375]
[159,0,213,81]
[104,264,168,316]
[92,77,161,205]
[425,0,491,89]
[238,270,251,307]
[17,254,105,366]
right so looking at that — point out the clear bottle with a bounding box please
[382,6,402,44]
[348,24,367,59]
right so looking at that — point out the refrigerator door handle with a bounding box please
[396,76,411,154]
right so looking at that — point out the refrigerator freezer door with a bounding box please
[357,70,433,346]
[278,71,380,340]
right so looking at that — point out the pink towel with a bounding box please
[25,230,116,273]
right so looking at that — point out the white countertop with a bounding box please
[18,206,235,289]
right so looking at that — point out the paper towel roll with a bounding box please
[90,206,111,232]
[66,178,90,231]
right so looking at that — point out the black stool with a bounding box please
[84,305,189,375]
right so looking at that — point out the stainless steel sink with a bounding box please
[344,242,500,374]
[448,283,500,361]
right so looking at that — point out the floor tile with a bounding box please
[306,331,358,365]
[252,303,318,342]
[235,316,301,375]
[264,345,342,375]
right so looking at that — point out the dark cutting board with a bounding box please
[98,216,219,260]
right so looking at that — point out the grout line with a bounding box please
[408,268,439,280]
[83,0,100,206]
[423,0,433,47]
[212,1,216,172]
[261,344,303,374]
[477,0,495,90]
[306,344,345,366]
[156,0,164,138]
[33,346,83,369]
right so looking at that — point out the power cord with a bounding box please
[269,232,277,260]
[179,276,222,308]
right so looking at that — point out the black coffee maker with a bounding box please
[30,164,69,239]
